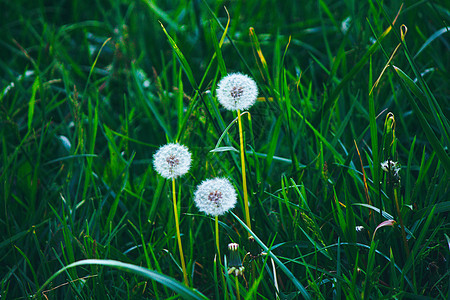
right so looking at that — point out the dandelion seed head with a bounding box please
[227,242,244,276]
[228,243,239,252]
[153,143,191,179]
[194,178,237,216]
[216,73,258,111]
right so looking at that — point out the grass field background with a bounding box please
[1,0,449,298]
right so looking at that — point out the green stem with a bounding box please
[172,179,189,286]
[215,215,229,300]
[394,188,410,257]
[215,216,221,264]
[238,110,256,286]
[235,275,241,300]
[237,110,251,235]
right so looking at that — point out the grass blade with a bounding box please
[392,65,450,174]
[230,211,311,300]
[35,259,208,299]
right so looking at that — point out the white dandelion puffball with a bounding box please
[216,73,258,111]
[194,178,237,216]
[153,143,192,179]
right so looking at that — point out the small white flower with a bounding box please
[194,178,237,216]
[216,73,258,111]
[153,143,192,179]
[380,160,400,174]
[355,226,365,232]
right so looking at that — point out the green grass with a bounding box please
[1,0,449,298]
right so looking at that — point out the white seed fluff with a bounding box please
[194,178,237,216]
[380,160,400,174]
[216,73,258,111]
[153,143,192,179]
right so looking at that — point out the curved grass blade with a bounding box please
[212,114,241,149]
[373,220,396,240]
[414,27,449,58]
[210,146,239,153]
[35,259,208,299]
[352,203,415,238]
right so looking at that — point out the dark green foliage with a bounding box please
[1,0,448,298]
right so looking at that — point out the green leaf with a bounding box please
[27,76,39,132]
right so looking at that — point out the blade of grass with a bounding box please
[414,27,449,58]
[35,259,208,299]
[131,63,172,140]
[230,211,311,300]
[392,65,450,174]
[159,21,198,91]
[313,5,402,123]
[376,0,450,148]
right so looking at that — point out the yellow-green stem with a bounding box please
[235,275,241,300]
[216,216,229,300]
[237,110,251,235]
[394,188,410,257]
[215,216,221,265]
[172,179,189,286]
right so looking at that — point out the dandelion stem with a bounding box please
[172,178,189,286]
[215,216,229,300]
[237,110,251,235]
[235,275,241,300]
[215,216,221,264]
